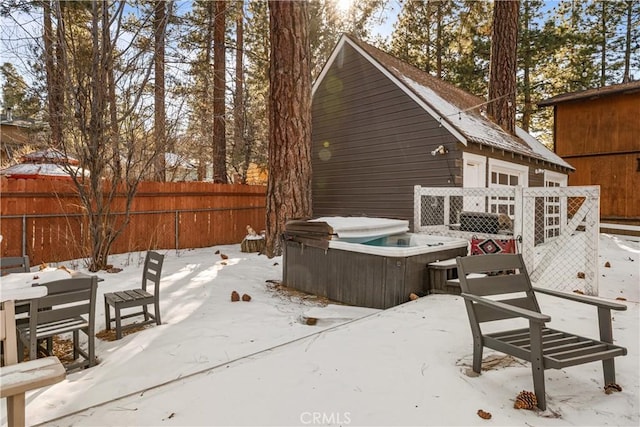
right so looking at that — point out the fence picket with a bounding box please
[0,177,266,265]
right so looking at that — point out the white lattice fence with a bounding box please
[414,185,600,295]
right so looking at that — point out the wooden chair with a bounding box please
[104,251,165,340]
[2,299,65,427]
[16,276,98,372]
[456,253,627,410]
[0,255,30,276]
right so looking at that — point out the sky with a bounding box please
[1,231,638,426]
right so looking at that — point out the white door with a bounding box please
[463,153,486,211]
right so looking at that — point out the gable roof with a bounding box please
[538,80,640,106]
[313,34,573,171]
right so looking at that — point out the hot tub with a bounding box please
[283,221,469,309]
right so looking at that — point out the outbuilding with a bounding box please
[311,34,574,228]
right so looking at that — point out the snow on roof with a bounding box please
[0,162,89,179]
[335,35,573,171]
[538,80,640,106]
[165,152,196,169]
[21,148,80,165]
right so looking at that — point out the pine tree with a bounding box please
[265,0,313,257]
[487,0,519,134]
[446,0,492,96]
[0,63,40,118]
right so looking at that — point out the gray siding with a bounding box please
[312,44,460,226]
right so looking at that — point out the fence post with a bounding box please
[413,185,421,232]
[586,186,600,295]
[513,186,523,238]
[443,194,451,227]
[521,189,535,274]
[21,214,27,257]
[175,210,179,250]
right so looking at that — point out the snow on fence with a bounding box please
[414,185,600,295]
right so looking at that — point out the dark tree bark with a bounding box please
[234,2,248,183]
[435,0,442,78]
[197,1,214,181]
[43,0,63,148]
[622,0,632,83]
[154,0,167,181]
[599,0,606,87]
[265,0,313,257]
[487,0,519,135]
[520,0,532,132]
[213,0,227,183]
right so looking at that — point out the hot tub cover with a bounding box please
[311,217,409,243]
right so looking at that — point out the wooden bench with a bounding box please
[456,253,627,410]
[2,300,65,427]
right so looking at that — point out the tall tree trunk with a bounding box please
[106,1,120,178]
[234,2,247,183]
[213,0,227,183]
[435,0,442,78]
[487,0,519,135]
[43,0,63,148]
[198,2,214,181]
[622,0,632,83]
[521,0,532,132]
[600,0,606,87]
[424,1,431,73]
[266,0,312,257]
[154,0,167,181]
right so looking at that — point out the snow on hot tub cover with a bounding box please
[310,217,409,243]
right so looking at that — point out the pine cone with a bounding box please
[477,409,492,419]
[231,291,240,302]
[604,383,622,394]
[242,293,251,302]
[514,390,538,410]
[220,253,229,260]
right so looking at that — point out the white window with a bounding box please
[543,171,568,240]
[488,159,528,218]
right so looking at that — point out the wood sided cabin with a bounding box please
[538,81,640,233]
[0,113,35,164]
[311,35,574,230]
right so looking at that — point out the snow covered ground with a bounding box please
[1,234,638,426]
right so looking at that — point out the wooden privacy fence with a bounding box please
[0,177,266,265]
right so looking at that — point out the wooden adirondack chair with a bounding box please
[456,253,627,410]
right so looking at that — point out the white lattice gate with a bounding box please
[414,185,600,295]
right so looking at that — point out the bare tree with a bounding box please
[265,0,313,257]
[233,1,248,183]
[487,0,519,134]
[213,0,227,183]
[153,0,167,181]
[49,0,160,271]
